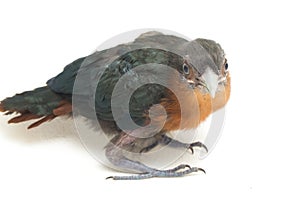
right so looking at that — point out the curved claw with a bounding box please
[188,142,208,154]
[166,164,191,172]
[197,167,206,174]
[188,146,195,154]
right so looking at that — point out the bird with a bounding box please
[0,31,230,180]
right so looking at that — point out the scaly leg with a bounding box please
[105,134,205,180]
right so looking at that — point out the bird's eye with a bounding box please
[182,63,189,74]
[224,59,228,71]
[225,62,228,70]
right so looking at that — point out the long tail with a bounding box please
[0,87,72,129]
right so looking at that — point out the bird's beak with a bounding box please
[197,68,219,98]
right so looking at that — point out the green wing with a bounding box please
[94,48,174,127]
[47,49,172,126]
[47,57,86,95]
[47,32,186,126]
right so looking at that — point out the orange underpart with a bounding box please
[153,72,231,133]
[156,73,214,132]
[160,89,213,132]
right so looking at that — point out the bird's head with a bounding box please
[179,38,229,99]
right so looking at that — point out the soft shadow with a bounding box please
[0,114,82,148]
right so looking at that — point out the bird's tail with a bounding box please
[0,86,72,129]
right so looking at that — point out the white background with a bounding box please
[0,0,299,199]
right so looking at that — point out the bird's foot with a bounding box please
[187,141,208,154]
[160,135,208,154]
[106,164,205,180]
